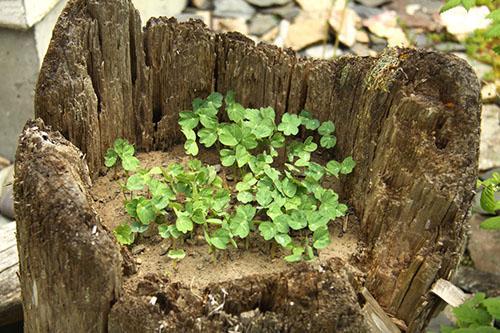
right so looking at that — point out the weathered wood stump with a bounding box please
[14,0,481,332]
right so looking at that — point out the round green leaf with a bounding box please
[313,226,330,249]
[158,224,170,238]
[137,202,156,224]
[340,156,356,174]
[220,149,236,167]
[236,145,252,167]
[284,246,304,262]
[237,191,254,203]
[113,224,134,245]
[179,111,199,129]
[168,249,186,260]
[320,135,336,148]
[122,156,140,171]
[219,124,241,146]
[211,229,231,249]
[104,149,118,167]
[259,221,276,240]
[282,177,297,198]
[230,211,250,238]
[198,128,218,147]
[126,174,145,191]
[318,121,335,136]
[278,113,301,136]
[184,139,199,156]
[480,216,500,230]
[325,160,341,177]
[275,233,292,248]
[176,214,193,233]
[273,214,290,233]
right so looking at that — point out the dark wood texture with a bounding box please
[24,0,482,331]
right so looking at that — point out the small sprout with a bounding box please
[114,224,135,245]
[167,249,186,261]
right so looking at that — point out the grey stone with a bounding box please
[0,1,67,160]
[261,2,300,20]
[302,44,344,59]
[354,0,391,7]
[248,13,279,36]
[468,214,500,275]
[453,266,500,297]
[131,0,188,23]
[0,213,12,226]
[350,4,383,18]
[453,52,493,81]
[480,168,500,181]
[406,30,431,48]
[0,165,14,220]
[479,104,500,170]
[245,0,290,7]
[472,187,500,215]
[433,42,466,53]
[350,43,372,56]
[369,34,387,52]
[214,0,256,19]
[427,306,455,333]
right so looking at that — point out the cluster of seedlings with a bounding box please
[106,92,355,262]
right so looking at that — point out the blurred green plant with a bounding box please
[439,293,500,332]
[478,172,500,230]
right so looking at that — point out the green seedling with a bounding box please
[109,91,356,263]
[104,138,140,172]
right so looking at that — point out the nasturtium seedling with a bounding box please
[108,91,356,263]
[105,139,140,171]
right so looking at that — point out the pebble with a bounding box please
[351,4,383,19]
[433,42,466,53]
[192,0,213,10]
[214,164,222,173]
[225,174,234,181]
[0,156,9,171]
[159,241,172,256]
[261,2,300,20]
[302,44,344,59]
[214,0,256,19]
[468,214,500,275]
[479,104,500,170]
[131,244,146,255]
[0,165,14,220]
[245,0,291,7]
[354,0,391,8]
[248,13,279,36]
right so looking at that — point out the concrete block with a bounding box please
[0,0,67,160]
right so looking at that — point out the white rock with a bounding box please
[481,83,497,103]
[328,0,361,47]
[285,12,328,50]
[214,0,256,19]
[131,0,188,23]
[362,10,409,47]
[213,17,248,34]
[440,6,492,41]
[479,104,500,170]
[303,44,344,59]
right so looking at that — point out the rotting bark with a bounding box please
[27,0,481,331]
[0,222,21,326]
[14,119,122,332]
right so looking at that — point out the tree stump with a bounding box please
[15,0,481,332]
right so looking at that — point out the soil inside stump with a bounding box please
[91,145,362,292]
